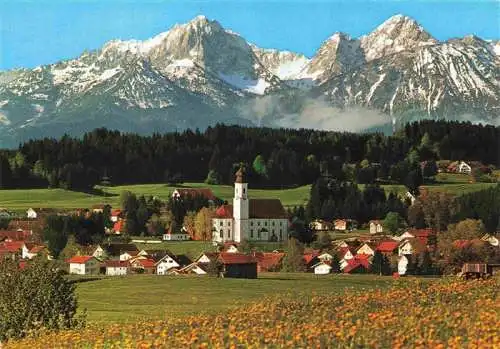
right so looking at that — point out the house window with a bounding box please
[220,230,223,238]
[250,230,253,238]
[257,231,261,239]
[220,221,223,226]
[272,221,275,226]
[243,188,246,194]
[280,221,283,226]
[250,222,253,226]
[258,222,261,226]
[264,222,268,226]
[279,231,282,240]
[228,222,231,226]
[227,230,231,239]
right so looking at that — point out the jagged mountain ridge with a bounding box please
[0,14,498,147]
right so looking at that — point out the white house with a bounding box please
[26,208,38,219]
[369,221,383,235]
[119,251,140,261]
[92,245,105,259]
[196,252,219,264]
[156,254,181,275]
[312,261,332,275]
[22,243,49,260]
[481,234,499,247]
[458,161,472,174]
[398,240,418,256]
[357,243,376,256]
[405,191,416,205]
[397,255,409,275]
[310,220,333,231]
[180,262,207,275]
[163,232,190,241]
[68,256,99,275]
[318,252,333,262]
[105,260,129,276]
[212,167,289,243]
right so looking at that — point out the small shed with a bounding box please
[218,252,257,279]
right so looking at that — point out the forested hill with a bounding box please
[0,120,498,191]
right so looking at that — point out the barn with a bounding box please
[218,252,258,279]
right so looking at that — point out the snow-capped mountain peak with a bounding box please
[360,14,437,61]
[0,14,498,148]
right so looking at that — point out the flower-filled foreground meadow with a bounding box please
[6,278,499,349]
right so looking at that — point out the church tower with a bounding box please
[233,166,249,242]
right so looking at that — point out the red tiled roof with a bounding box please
[303,252,319,264]
[249,199,287,219]
[253,252,285,271]
[215,205,233,218]
[105,260,130,268]
[218,252,257,264]
[337,247,352,259]
[174,188,216,201]
[0,241,25,253]
[133,258,156,268]
[0,230,31,241]
[376,241,399,253]
[215,199,287,219]
[344,257,371,273]
[408,229,434,238]
[67,256,94,264]
[111,209,122,216]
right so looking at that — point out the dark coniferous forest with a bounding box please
[0,120,497,190]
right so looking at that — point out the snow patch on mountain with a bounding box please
[219,73,269,95]
[0,112,10,125]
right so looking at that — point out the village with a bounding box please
[1,163,498,280]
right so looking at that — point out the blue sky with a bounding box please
[1,0,499,70]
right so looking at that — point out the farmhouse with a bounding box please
[252,251,285,272]
[196,252,219,264]
[26,208,37,219]
[310,219,333,231]
[172,188,216,202]
[131,258,156,274]
[110,209,122,223]
[162,231,190,241]
[375,241,399,256]
[68,256,100,275]
[180,263,207,275]
[105,260,130,276]
[357,243,376,256]
[343,256,371,274]
[212,167,289,243]
[312,261,332,275]
[369,220,383,235]
[218,252,258,279]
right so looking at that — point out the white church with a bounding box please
[212,167,289,243]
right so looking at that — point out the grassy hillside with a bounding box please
[0,183,311,211]
[0,174,496,212]
[75,273,392,323]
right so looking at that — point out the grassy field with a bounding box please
[75,273,392,324]
[133,240,287,258]
[0,174,496,211]
[0,183,311,211]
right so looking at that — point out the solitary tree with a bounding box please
[281,238,305,272]
[0,259,84,341]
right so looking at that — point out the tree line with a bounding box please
[0,120,497,190]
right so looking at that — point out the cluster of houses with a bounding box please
[0,229,51,263]
[309,229,499,275]
[307,229,435,275]
[67,242,284,279]
[310,219,383,234]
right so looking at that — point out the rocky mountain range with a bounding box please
[0,14,498,147]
